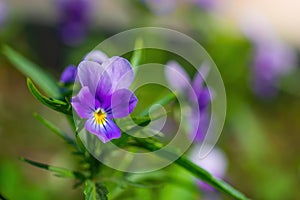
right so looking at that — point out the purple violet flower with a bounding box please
[165,61,212,142]
[71,57,138,143]
[57,0,92,45]
[60,65,77,84]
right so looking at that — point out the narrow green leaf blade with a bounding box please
[27,78,72,115]
[130,38,143,71]
[20,157,84,179]
[2,46,60,98]
[84,180,108,200]
[33,113,76,147]
[131,116,151,127]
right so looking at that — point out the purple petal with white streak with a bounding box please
[95,70,113,102]
[85,117,121,143]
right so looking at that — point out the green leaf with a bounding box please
[84,180,108,200]
[27,78,72,115]
[2,46,60,98]
[20,157,84,179]
[33,113,76,147]
[130,38,143,71]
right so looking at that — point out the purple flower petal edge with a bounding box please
[84,50,109,65]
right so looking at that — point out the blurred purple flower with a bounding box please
[60,65,77,84]
[190,0,219,10]
[57,0,92,45]
[189,145,227,192]
[142,0,178,15]
[0,0,8,28]
[241,14,297,98]
[165,61,213,142]
[252,42,296,98]
[71,57,138,143]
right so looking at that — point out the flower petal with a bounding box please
[108,89,138,118]
[192,62,210,95]
[77,60,110,95]
[197,87,212,111]
[101,56,134,92]
[95,70,112,102]
[84,50,109,64]
[60,65,77,84]
[85,117,121,143]
[165,61,191,94]
[71,87,95,118]
[191,110,210,142]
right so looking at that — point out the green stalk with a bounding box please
[133,138,250,200]
[139,92,176,116]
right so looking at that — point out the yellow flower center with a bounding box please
[94,108,107,125]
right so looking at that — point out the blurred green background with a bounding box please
[0,0,300,199]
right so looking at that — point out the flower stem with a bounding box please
[174,157,249,200]
[139,92,176,116]
[133,138,250,200]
